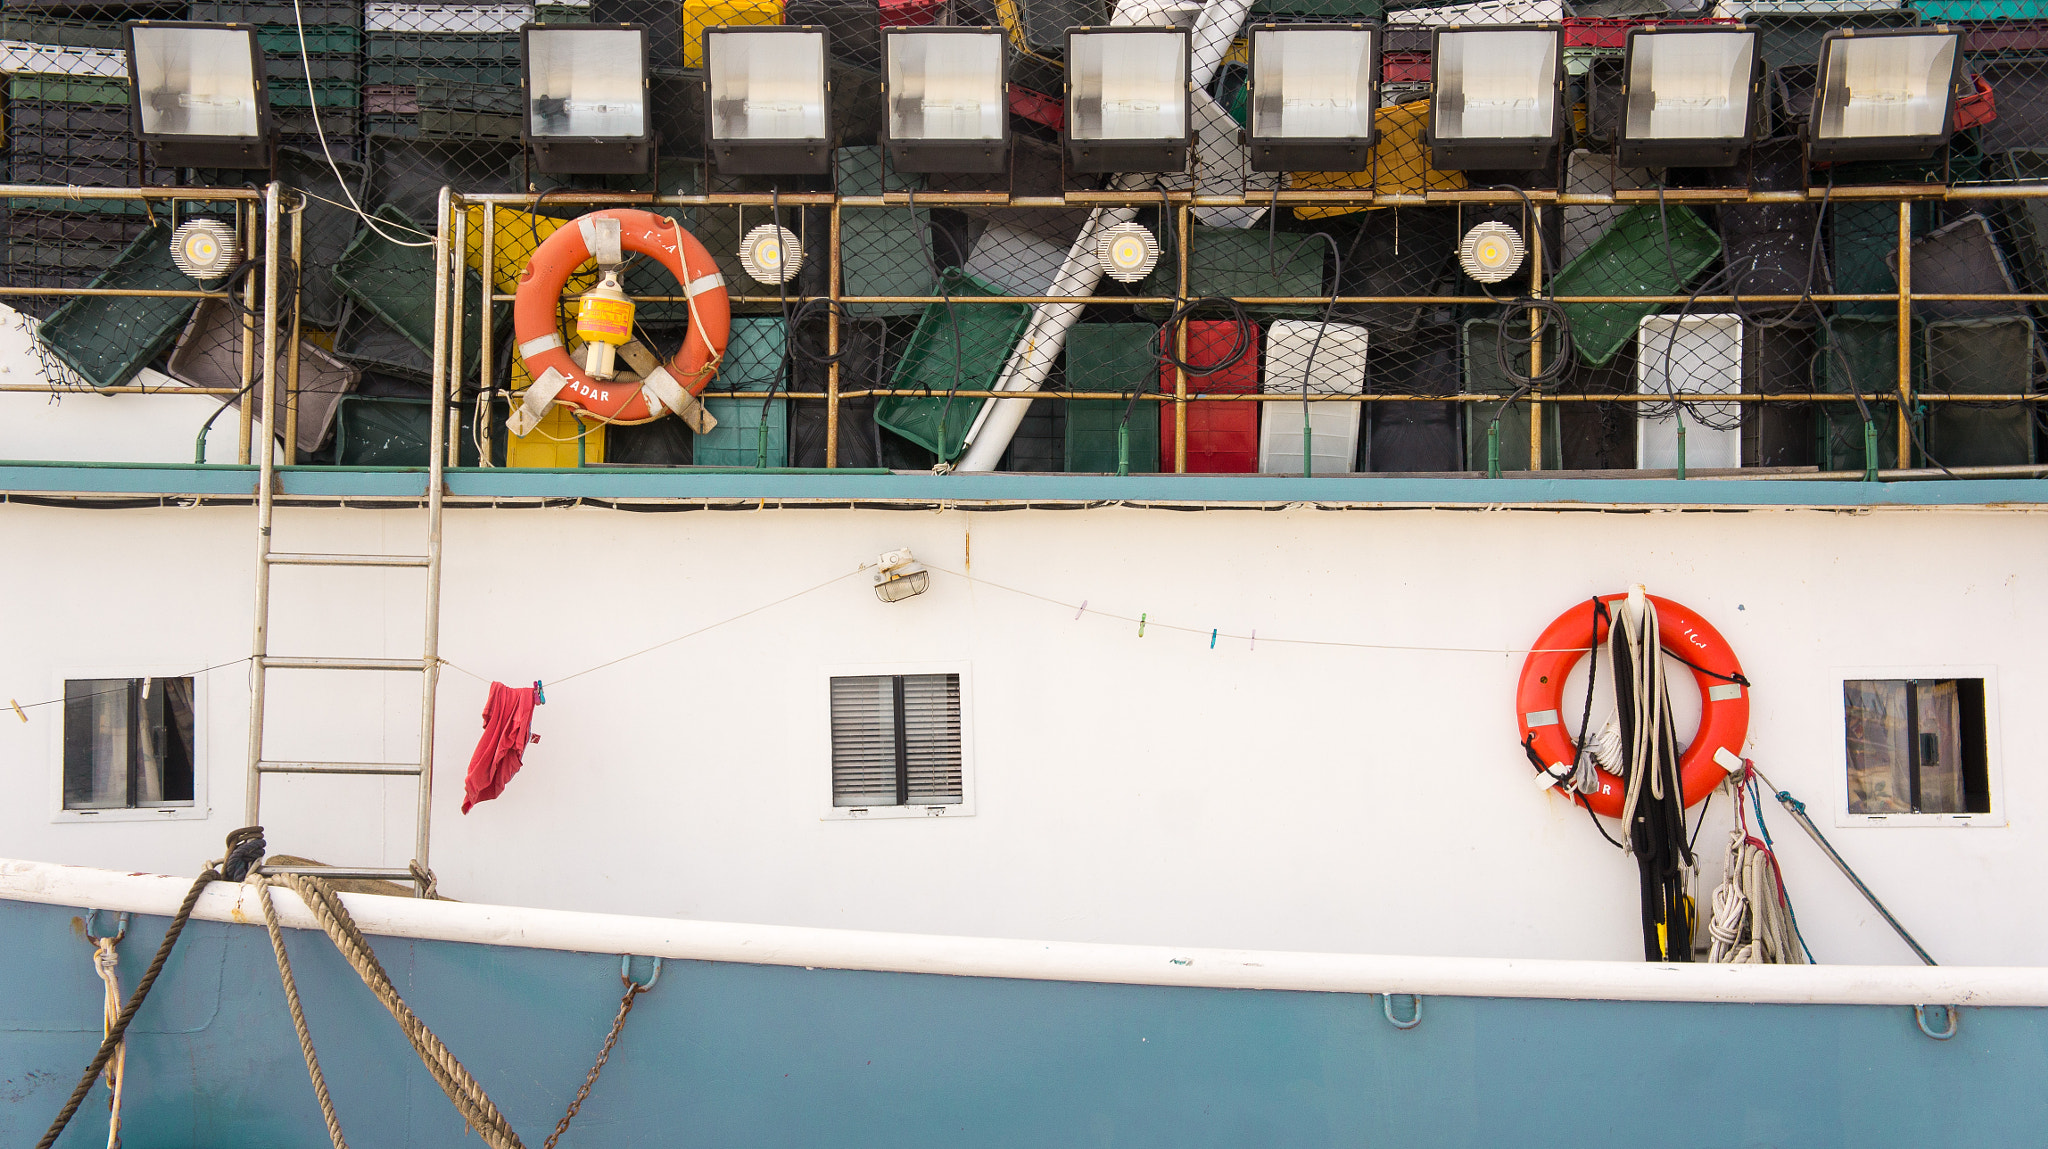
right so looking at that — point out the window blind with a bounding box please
[831,673,963,807]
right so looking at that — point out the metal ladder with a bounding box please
[243,183,452,896]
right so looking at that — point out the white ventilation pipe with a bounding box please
[952,0,1254,473]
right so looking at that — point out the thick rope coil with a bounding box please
[250,874,352,1149]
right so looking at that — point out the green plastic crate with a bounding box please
[1755,12,1919,78]
[1820,316,1915,471]
[256,25,363,54]
[1923,317,2037,467]
[270,79,362,109]
[417,81,522,139]
[332,204,489,357]
[696,397,790,467]
[7,74,128,105]
[1551,204,1722,368]
[711,318,788,393]
[1064,323,1161,473]
[1830,199,1933,317]
[333,396,496,467]
[0,14,128,49]
[1139,225,1327,320]
[875,268,1034,461]
[1913,0,2046,17]
[35,222,197,389]
[1461,317,1563,472]
[837,146,931,318]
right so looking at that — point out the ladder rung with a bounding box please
[267,552,431,568]
[261,865,417,882]
[260,656,429,672]
[257,760,423,776]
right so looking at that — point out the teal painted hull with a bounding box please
[5,898,2046,1148]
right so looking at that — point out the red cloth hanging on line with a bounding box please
[463,681,540,813]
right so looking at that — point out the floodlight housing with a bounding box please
[1618,25,1760,168]
[883,26,1010,173]
[1808,27,1963,165]
[1065,26,1193,174]
[1247,23,1380,173]
[705,24,833,175]
[125,21,271,169]
[1427,24,1564,172]
[522,24,654,174]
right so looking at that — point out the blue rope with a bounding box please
[1746,776,1817,963]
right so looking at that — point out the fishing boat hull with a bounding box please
[4,860,2046,1148]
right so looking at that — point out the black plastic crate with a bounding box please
[7,100,131,136]
[6,209,148,247]
[7,129,135,164]
[189,0,361,24]
[1362,324,1462,472]
[788,0,880,70]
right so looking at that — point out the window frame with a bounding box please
[819,660,975,821]
[49,665,210,824]
[1835,663,2003,828]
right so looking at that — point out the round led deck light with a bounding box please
[1459,221,1525,284]
[739,223,803,285]
[1095,222,1161,284]
[170,218,239,281]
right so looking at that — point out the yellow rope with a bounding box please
[90,939,124,1149]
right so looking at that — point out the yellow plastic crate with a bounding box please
[683,0,782,68]
[1290,100,1466,220]
[463,205,602,296]
[506,401,607,467]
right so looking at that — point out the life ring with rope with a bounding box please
[508,208,731,432]
[1516,593,1750,819]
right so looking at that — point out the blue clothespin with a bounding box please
[533,680,546,705]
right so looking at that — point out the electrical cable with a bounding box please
[291,0,436,248]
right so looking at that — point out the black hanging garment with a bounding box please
[1609,602,1697,962]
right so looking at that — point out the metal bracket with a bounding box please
[621,954,663,992]
[82,908,129,946]
[1914,1003,1958,1040]
[1382,993,1423,1031]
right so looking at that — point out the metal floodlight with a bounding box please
[125,21,271,169]
[1065,26,1193,174]
[170,218,239,281]
[705,25,833,176]
[1619,26,1759,168]
[1428,24,1563,172]
[1247,24,1380,173]
[522,24,653,174]
[1459,221,1524,283]
[883,27,1010,174]
[1809,28,1963,165]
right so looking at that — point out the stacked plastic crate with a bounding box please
[366,2,526,145]
[191,1,365,162]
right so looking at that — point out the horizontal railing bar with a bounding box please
[0,383,243,394]
[260,656,429,671]
[0,287,233,299]
[448,186,2048,209]
[0,185,263,202]
[257,761,424,776]
[817,391,2039,403]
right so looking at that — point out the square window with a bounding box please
[1844,677,1989,817]
[63,677,196,811]
[830,673,963,810]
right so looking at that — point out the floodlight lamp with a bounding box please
[1247,24,1380,173]
[884,27,1009,174]
[1065,26,1193,174]
[1809,28,1963,165]
[1618,27,1759,168]
[125,21,271,169]
[1459,221,1525,283]
[706,25,833,175]
[523,24,653,174]
[739,223,803,285]
[170,218,240,281]
[1427,24,1564,171]
[874,548,931,603]
[1096,222,1161,283]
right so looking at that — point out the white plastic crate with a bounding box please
[1637,313,1742,471]
[1259,320,1370,475]
[367,3,536,33]
[0,41,124,78]
[1390,0,1566,23]
[1716,0,1903,15]
[964,222,1080,299]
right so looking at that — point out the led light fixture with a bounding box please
[1065,26,1193,174]
[1459,221,1525,283]
[125,21,271,169]
[1618,26,1759,168]
[1427,24,1563,172]
[706,25,833,175]
[883,26,1009,174]
[1095,221,1161,283]
[1246,24,1380,173]
[1809,28,1963,165]
[523,24,653,174]
[170,218,240,281]
[739,222,803,284]
[874,548,931,603]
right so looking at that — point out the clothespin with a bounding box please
[9,699,24,723]
[533,680,546,705]
[1209,628,1218,649]
[1138,613,1147,637]
[1074,600,1087,620]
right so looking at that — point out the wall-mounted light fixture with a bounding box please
[875,548,931,602]
[1809,28,1962,164]
[1427,24,1563,172]
[125,21,271,169]
[1065,26,1193,174]
[1247,23,1379,173]
[706,25,833,175]
[523,24,653,174]
[883,26,1009,174]
[1619,26,1759,168]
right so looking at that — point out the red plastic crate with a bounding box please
[1009,84,1063,131]
[1382,52,1430,83]
[1955,72,1997,132]
[881,0,943,26]
[1562,16,1738,49]
[1159,320,1261,474]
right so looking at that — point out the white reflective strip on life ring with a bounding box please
[683,273,726,299]
[1525,710,1559,728]
[1708,683,1744,702]
[519,333,564,359]
[579,215,624,267]
[507,366,569,437]
[1534,763,1572,790]
[641,365,685,419]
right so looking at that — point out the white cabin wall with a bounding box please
[1,500,2043,967]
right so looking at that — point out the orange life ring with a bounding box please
[1516,594,1749,820]
[511,208,731,425]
